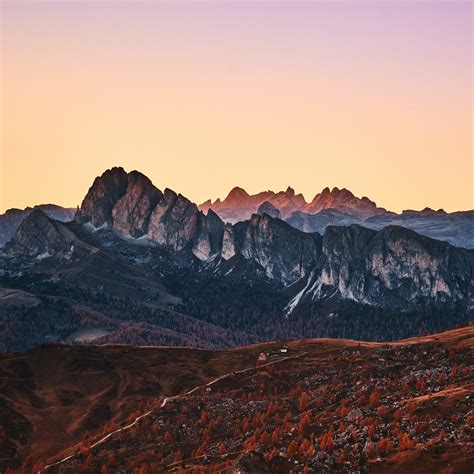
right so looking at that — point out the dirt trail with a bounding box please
[41,350,309,472]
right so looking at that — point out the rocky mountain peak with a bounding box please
[74,168,225,258]
[6,209,77,258]
[0,205,75,248]
[78,167,129,227]
[304,186,385,219]
[224,186,251,205]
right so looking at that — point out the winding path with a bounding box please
[41,350,308,472]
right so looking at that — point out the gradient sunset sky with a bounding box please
[1,1,472,213]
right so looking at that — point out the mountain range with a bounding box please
[1,167,473,353]
[199,185,474,249]
[1,173,473,250]
[199,185,387,222]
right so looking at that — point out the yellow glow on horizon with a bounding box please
[1,2,472,214]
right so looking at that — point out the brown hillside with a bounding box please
[0,326,473,473]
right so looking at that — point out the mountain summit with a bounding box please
[199,185,384,223]
[303,187,386,218]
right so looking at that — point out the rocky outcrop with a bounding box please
[303,187,386,219]
[363,226,472,302]
[285,224,474,314]
[147,189,200,251]
[78,167,129,227]
[192,209,224,260]
[0,205,75,247]
[6,210,78,258]
[77,169,223,257]
[257,201,281,219]
[199,186,305,223]
[222,214,322,284]
[112,171,162,237]
[221,222,246,260]
[200,185,387,223]
[267,187,306,219]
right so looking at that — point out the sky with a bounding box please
[1,1,472,213]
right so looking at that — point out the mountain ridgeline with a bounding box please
[10,167,474,307]
[1,167,473,352]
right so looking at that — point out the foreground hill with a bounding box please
[1,326,473,472]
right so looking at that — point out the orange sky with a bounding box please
[1,2,473,213]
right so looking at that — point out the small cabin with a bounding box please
[258,352,268,361]
[279,346,289,353]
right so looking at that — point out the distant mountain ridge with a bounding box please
[199,185,387,223]
[286,208,474,249]
[6,167,474,315]
[199,184,474,249]
[0,204,75,247]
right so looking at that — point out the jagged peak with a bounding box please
[225,186,250,201]
[20,208,50,225]
[205,208,222,221]
[127,169,157,186]
[163,187,178,198]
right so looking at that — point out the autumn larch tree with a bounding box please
[287,440,298,458]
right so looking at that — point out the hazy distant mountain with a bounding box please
[302,186,387,218]
[0,204,75,247]
[286,208,474,249]
[364,209,474,249]
[199,186,306,223]
[200,186,474,249]
[199,186,386,223]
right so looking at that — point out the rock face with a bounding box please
[221,214,322,284]
[200,185,387,223]
[257,201,281,219]
[78,167,129,227]
[192,209,224,260]
[112,171,162,238]
[78,169,224,257]
[0,205,75,247]
[147,189,201,251]
[6,210,77,258]
[364,226,472,302]
[303,187,386,219]
[284,224,474,314]
[199,186,306,223]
